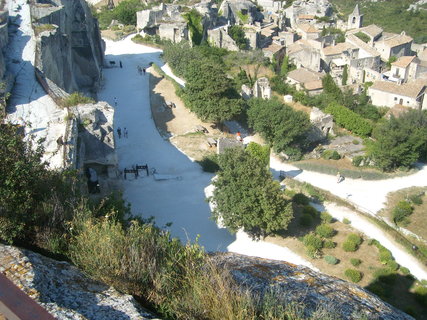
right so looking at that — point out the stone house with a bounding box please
[368,79,427,109]
[287,39,321,72]
[283,0,332,29]
[347,24,383,45]
[262,42,286,61]
[207,25,239,51]
[373,32,413,61]
[253,77,272,99]
[297,23,320,40]
[158,22,188,43]
[382,56,420,84]
[286,67,324,95]
[257,0,283,13]
[309,107,334,140]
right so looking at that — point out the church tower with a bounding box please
[347,4,363,29]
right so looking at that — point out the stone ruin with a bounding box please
[241,77,272,100]
[307,107,334,142]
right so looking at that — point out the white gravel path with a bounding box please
[98,35,316,269]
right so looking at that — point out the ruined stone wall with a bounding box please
[31,0,104,96]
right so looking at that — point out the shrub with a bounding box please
[322,149,341,160]
[320,211,333,223]
[343,218,351,224]
[305,245,322,259]
[373,268,397,285]
[197,154,219,173]
[303,205,318,218]
[386,260,399,272]
[367,238,377,246]
[324,255,338,265]
[408,193,423,206]
[352,155,364,167]
[299,214,313,227]
[344,269,363,283]
[400,267,410,275]
[62,92,94,107]
[350,258,362,267]
[325,103,373,137]
[347,233,363,246]
[392,200,413,224]
[323,240,336,249]
[303,233,323,250]
[315,224,335,238]
[352,139,360,145]
[293,193,309,205]
[378,247,393,264]
[343,240,358,252]
[414,285,427,307]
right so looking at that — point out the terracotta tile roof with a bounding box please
[304,80,323,90]
[298,14,315,20]
[298,23,319,34]
[287,67,323,84]
[369,79,426,98]
[359,24,383,38]
[346,34,381,57]
[262,43,284,54]
[382,33,413,48]
[392,56,416,68]
[322,42,356,56]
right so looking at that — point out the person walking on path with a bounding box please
[114,97,117,107]
[142,68,146,75]
[117,127,122,139]
[119,61,122,68]
[124,127,128,138]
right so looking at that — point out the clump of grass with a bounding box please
[34,23,56,35]
[62,92,94,107]
[344,269,363,283]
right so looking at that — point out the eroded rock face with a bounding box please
[219,0,263,25]
[31,0,104,95]
[211,253,414,320]
[0,244,159,320]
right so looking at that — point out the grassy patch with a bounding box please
[34,24,56,35]
[61,92,94,108]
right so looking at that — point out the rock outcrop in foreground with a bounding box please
[0,244,159,320]
[212,253,413,320]
[0,243,413,320]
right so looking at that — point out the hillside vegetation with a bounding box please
[330,0,427,43]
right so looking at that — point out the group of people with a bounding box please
[137,65,146,75]
[116,127,128,139]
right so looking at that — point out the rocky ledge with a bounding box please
[211,253,413,320]
[0,244,159,320]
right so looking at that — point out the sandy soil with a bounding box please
[149,68,229,160]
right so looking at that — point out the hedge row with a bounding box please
[325,103,373,137]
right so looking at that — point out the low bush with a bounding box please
[350,258,362,267]
[62,92,94,107]
[344,269,363,283]
[299,214,313,227]
[408,193,423,205]
[400,266,410,275]
[386,260,399,272]
[306,245,322,259]
[293,193,310,205]
[414,285,427,307]
[303,205,318,218]
[315,224,336,238]
[343,240,358,252]
[324,255,339,265]
[392,200,413,224]
[325,103,373,137]
[323,240,336,249]
[320,211,333,223]
[373,268,397,285]
[367,238,377,246]
[352,155,364,167]
[378,247,393,264]
[343,218,351,224]
[303,233,323,250]
[197,154,219,173]
[321,150,341,160]
[347,233,363,245]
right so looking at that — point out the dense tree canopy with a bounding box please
[369,110,427,171]
[212,148,293,239]
[228,25,248,50]
[247,97,311,158]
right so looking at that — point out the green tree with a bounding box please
[113,0,145,25]
[184,9,204,45]
[228,25,248,50]
[247,97,311,158]
[245,142,270,167]
[342,65,348,86]
[280,55,290,76]
[369,110,427,171]
[212,148,293,239]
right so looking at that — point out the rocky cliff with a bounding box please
[0,0,10,115]
[30,0,104,96]
[212,253,413,320]
[0,243,413,320]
